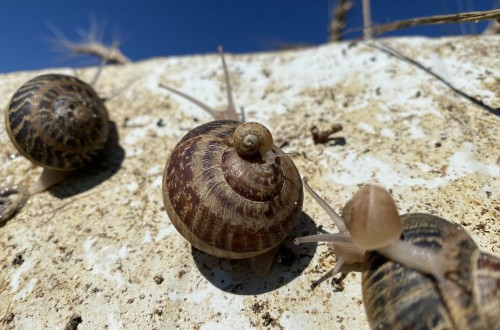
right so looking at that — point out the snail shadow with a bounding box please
[323,136,346,147]
[191,211,318,295]
[49,121,125,198]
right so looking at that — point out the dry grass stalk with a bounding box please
[372,9,500,36]
[66,41,130,65]
[362,0,373,39]
[328,0,353,42]
[47,19,130,65]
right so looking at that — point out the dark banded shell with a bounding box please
[362,213,500,330]
[162,120,303,259]
[5,74,109,170]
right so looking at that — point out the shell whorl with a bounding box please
[162,120,303,259]
[233,122,273,157]
[362,213,499,329]
[5,74,109,170]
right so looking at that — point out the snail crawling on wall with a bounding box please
[295,178,499,329]
[1,72,111,224]
[160,48,303,277]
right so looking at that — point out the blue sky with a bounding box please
[0,0,497,73]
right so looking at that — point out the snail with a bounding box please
[294,179,500,329]
[1,73,110,223]
[160,48,303,276]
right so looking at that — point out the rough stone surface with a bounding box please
[0,36,498,329]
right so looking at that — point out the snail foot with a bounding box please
[250,245,281,278]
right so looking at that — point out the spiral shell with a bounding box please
[5,74,109,170]
[362,213,500,329]
[233,122,273,157]
[162,120,303,259]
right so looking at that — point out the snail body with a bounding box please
[295,181,500,330]
[363,213,499,330]
[162,120,303,275]
[160,48,303,276]
[1,73,109,223]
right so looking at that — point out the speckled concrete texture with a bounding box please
[0,36,499,329]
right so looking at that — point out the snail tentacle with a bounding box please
[159,47,241,121]
[218,46,238,121]
[294,178,364,273]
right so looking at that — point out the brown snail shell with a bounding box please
[232,122,274,157]
[5,74,109,170]
[362,213,500,330]
[162,120,303,267]
[1,73,110,224]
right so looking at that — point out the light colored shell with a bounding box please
[162,120,303,259]
[5,74,109,170]
[362,213,500,330]
[232,121,273,157]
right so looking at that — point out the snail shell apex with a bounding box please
[233,122,273,157]
[162,120,303,259]
[5,74,109,170]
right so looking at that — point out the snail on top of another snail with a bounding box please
[160,48,303,277]
[295,178,499,330]
[1,69,111,224]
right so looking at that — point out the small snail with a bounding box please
[160,48,303,276]
[295,179,500,329]
[1,73,109,223]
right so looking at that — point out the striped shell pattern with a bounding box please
[362,213,500,330]
[162,120,303,259]
[6,74,109,170]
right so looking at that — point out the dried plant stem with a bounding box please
[362,0,373,39]
[373,9,500,36]
[66,42,130,65]
[47,19,130,65]
[328,0,353,42]
[370,42,499,117]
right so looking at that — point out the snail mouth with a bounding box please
[221,149,284,202]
